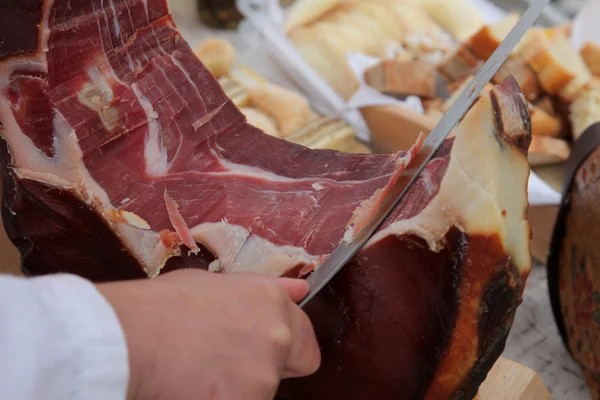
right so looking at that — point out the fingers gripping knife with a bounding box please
[299,0,551,308]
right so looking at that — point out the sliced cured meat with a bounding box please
[0,1,533,398]
[0,0,422,279]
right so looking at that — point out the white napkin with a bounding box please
[570,0,600,49]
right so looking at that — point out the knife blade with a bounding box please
[299,0,550,308]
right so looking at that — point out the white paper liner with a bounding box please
[570,0,600,50]
[528,172,562,206]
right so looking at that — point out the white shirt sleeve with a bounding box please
[0,273,129,400]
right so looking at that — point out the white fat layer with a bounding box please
[132,83,170,176]
[108,0,121,37]
[39,0,54,53]
[189,223,249,270]
[227,234,319,277]
[366,94,531,274]
[312,182,325,191]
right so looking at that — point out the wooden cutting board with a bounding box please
[476,357,552,399]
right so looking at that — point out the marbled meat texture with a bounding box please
[0,0,422,278]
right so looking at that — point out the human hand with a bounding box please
[97,269,321,400]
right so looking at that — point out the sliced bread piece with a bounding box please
[421,0,485,42]
[283,0,342,32]
[581,41,600,78]
[520,33,589,95]
[289,27,360,100]
[529,102,562,138]
[492,56,540,101]
[365,59,437,98]
[528,135,570,166]
[467,13,520,60]
[570,83,600,139]
[437,44,482,83]
[240,108,281,138]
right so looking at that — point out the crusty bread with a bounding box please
[570,83,600,139]
[520,32,590,95]
[343,140,373,154]
[492,56,540,101]
[542,24,571,39]
[423,98,444,121]
[581,41,600,78]
[288,27,360,100]
[373,2,444,38]
[320,2,405,45]
[194,38,235,78]
[467,13,520,60]
[219,76,250,107]
[240,108,281,138]
[529,103,562,138]
[437,44,482,83]
[283,0,341,32]
[534,96,556,116]
[247,82,312,137]
[528,135,570,166]
[421,0,485,41]
[365,59,437,98]
[286,115,357,150]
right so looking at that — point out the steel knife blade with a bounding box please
[299,0,550,308]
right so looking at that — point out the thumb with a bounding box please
[278,278,309,303]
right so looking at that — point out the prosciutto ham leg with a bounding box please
[0,1,532,399]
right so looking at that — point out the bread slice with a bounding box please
[570,83,600,139]
[286,115,357,150]
[218,76,250,107]
[421,0,485,41]
[581,41,600,78]
[194,38,235,78]
[529,102,562,138]
[437,44,482,83]
[375,2,445,38]
[240,107,281,138]
[534,96,556,116]
[543,24,571,39]
[467,13,520,60]
[492,56,540,101]
[528,135,570,166]
[318,6,385,46]
[288,27,360,100]
[365,59,437,98]
[423,98,444,122]
[320,2,404,46]
[520,33,590,95]
[247,83,312,137]
[283,0,342,32]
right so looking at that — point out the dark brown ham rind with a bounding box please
[0,0,42,59]
[0,1,532,398]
